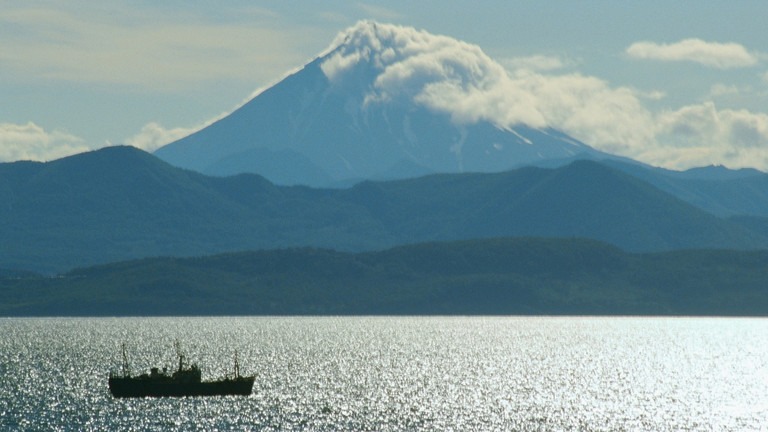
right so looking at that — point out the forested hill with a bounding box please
[2,238,767,316]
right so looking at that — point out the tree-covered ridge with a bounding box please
[2,238,767,316]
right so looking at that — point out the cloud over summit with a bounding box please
[320,21,654,157]
[314,22,768,171]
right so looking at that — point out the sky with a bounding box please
[2,1,768,171]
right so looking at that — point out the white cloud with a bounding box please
[319,22,768,171]
[321,21,656,158]
[0,122,90,162]
[626,38,758,69]
[0,117,218,163]
[124,123,200,153]
[645,102,768,169]
[506,71,657,157]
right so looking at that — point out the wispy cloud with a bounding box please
[0,3,314,91]
[124,123,200,153]
[0,122,89,162]
[626,38,759,69]
[355,3,402,20]
[709,84,741,97]
[501,55,572,72]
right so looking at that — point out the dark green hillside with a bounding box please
[2,238,768,316]
[1,146,767,274]
[604,159,768,217]
[336,161,765,250]
[467,161,753,250]
[0,268,39,279]
[0,146,395,273]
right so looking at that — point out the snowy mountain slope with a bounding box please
[155,21,610,186]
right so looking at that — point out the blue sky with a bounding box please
[2,1,767,170]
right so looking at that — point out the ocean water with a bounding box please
[1,317,767,431]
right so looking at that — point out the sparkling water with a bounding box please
[2,317,767,431]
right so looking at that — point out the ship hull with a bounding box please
[109,376,255,398]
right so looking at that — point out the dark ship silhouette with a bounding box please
[108,342,254,398]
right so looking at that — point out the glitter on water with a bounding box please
[2,316,768,431]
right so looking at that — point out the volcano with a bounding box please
[155,21,609,186]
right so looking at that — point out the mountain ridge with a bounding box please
[2,146,768,274]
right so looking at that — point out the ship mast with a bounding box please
[234,350,241,378]
[121,343,130,377]
[175,340,184,372]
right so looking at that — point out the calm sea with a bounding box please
[1,317,767,431]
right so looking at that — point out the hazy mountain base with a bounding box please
[2,238,767,316]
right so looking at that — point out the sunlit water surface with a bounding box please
[1,317,767,431]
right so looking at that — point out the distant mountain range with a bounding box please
[154,21,612,187]
[2,146,768,274]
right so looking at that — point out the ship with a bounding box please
[108,342,255,398]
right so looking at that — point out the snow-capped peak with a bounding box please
[155,21,611,187]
